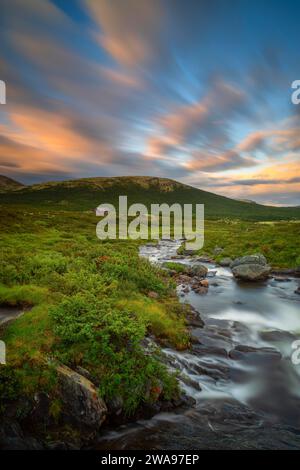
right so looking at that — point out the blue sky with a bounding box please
[0,0,299,205]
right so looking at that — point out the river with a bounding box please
[96,240,300,450]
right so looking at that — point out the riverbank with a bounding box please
[96,239,300,450]
[0,207,299,449]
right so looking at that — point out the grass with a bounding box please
[162,262,188,273]
[196,219,300,268]
[0,205,188,416]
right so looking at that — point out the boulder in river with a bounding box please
[231,253,271,281]
[232,263,271,281]
[188,264,208,278]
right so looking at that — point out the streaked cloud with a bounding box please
[0,0,299,205]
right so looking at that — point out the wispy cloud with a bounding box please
[0,0,299,204]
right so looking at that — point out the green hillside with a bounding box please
[0,175,299,220]
[0,175,25,192]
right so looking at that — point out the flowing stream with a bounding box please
[97,240,300,450]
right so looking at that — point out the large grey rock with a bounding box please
[189,264,208,278]
[231,253,270,281]
[231,254,267,269]
[57,364,107,429]
[232,263,271,281]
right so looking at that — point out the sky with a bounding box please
[0,0,300,206]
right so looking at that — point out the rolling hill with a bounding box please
[0,175,25,192]
[0,175,299,220]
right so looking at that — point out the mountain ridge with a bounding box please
[0,174,299,220]
[0,175,25,192]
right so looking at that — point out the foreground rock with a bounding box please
[57,364,107,430]
[231,254,271,281]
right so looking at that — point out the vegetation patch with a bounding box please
[0,206,185,416]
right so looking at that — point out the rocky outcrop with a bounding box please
[56,364,107,430]
[231,254,271,281]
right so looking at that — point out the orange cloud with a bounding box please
[86,0,163,66]
[0,105,120,178]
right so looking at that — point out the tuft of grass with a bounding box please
[117,296,190,350]
[162,261,187,273]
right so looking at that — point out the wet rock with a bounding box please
[219,257,233,267]
[186,307,204,328]
[192,344,228,357]
[199,279,209,288]
[189,264,208,278]
[273,276,291,282]
[56,364,107,430]
[177,274,192,283]
[180,374,202,391]
[229,345,281,361]
[294,287,300,295]
[259,330,295,343]
[207,270,217,278]
[232,263,271,281]
[193,286,208,295]
[190,334,200,344]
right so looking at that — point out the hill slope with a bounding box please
[0,175,25,192]
[0,175,299,220]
